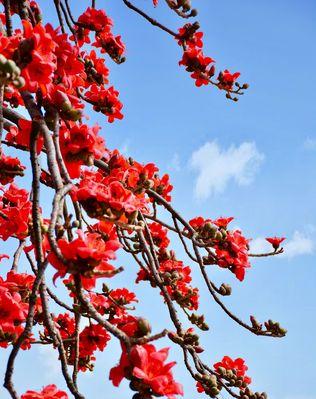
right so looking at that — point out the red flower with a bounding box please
[51,313,75,340]
[0,184,31,241]
[214,216,234,228]
[148,222,170,249]
[0,272,34,348]
[84,50,109,85]
[0,151,25,185]
[79,324,110,356]
[265,236,286,250]
[214,356,252,386]
[217,69,240,90]
[85,84,123,122]
[179,47,215,87]
[59,123,105,178]
[216,230,250,281]
[6,119,44,153]
[48,230,120,287]
[20,21,57,92]
[78,7,113,32]
[21,385,68,399]
[137,257,199,311]
[93,30,125,62]
[177,24,203,48]
[110,344,183,399]
[72,170,149,221]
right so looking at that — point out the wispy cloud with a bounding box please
[303,137,316,151]
[249,237,271,254]
[189,141,264,199]
[168,153,181,172]
[37,345,60,379]
[282,231,314,258]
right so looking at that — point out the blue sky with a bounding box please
[1,1,316,398]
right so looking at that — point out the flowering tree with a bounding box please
[0,1,287,399]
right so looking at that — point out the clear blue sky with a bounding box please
[1,1,316,399]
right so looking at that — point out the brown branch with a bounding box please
[11,240,26,271]
[122,0,177,37]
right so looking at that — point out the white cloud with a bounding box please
[169,153,181,172]
[37,344,60,378]
[250,231,314,258]
[303,137,316,150]
[249,237,271,254]
[189,141,264,199]
[282,231,314,258]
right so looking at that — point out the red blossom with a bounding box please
[216,230,251,281]
[21,385,68,399]
[85,84,123,122]
[59,123,105,178]
[214,355,252,386]
[0,184,31,241]
[6,119,44,153]
[265,236,286,250]
[0,272,35,348]
[0,151,25,185]
[78,7,113,32]
[71,170,149,221]
[93,30,125,62]
[217,69,241,90]
[48,230,120,288]
[110,344,183,398]
[148,222,170,249]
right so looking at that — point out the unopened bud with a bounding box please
[137,317,152,336]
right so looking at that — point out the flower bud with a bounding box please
[137,317,152,336]
[210,387,220,396]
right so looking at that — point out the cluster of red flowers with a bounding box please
[42,313,110,372]
[59,123,105,178]
[189,216,250,281]
[110,344,183,399]
[21,384,68,399]
[177,23,240,90]
[136,222,199,310]
[137,256,199,311]
[0,271,35,348]
[71,169,149,223]
[89,287,138,320]
[6,119,44,153]
[196,356,251,394]
[214,355,252,386]
[0,4,124,122]
[0,184,31,241]
[47,229,121,289]
[0,3,283,399]
[71,150,173,223]
[0,151,25,185]
[77,7,125,62]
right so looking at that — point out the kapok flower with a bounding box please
[217,69,240,90]
[85,84,123,122]
[21,385,68,399]
[214,355,252,386]
[59,123,106,178]
[47,230,120,287]
[265,236,286,250]
[0,151,25,185]
[110,343,183,399]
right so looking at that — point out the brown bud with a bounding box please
[137,317,152,336]
[190,9,198,17]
